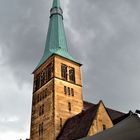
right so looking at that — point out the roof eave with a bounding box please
[32,54,82,74]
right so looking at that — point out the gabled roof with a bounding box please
[57,101,129,140]
[57,104,99,140]
[81,114,140,140]
[83,101,127,124]
[34,0,79,72]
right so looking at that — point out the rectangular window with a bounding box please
[39,106,41,116]
[103,124,106,130]
[69,68,75,83]
[61,64,67,80]
[39,123,44,136]
[42,105,44,115]
[60,118,63,128]
[41,122,44,134]
[39,104,44,116]
[68,87,70,96]
[71,88,74,96]
[68,102,71,112]
[64,86,67,94]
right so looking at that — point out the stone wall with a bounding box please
[88,102,113,136]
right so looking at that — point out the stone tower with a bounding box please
[30,0,83,139]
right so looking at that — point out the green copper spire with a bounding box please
[52,0,61,8]
[35,0,79,71]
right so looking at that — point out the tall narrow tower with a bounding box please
[30,0,83,139]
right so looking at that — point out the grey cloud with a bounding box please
[0,0,140,139]
[67,0,140,112]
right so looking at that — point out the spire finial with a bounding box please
[50,0,63,18]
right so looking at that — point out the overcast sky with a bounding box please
[0,0,140,139]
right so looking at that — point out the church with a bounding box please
[29,0,129,140]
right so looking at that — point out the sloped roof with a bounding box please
[57,104,99,140]
[57,101,129,140]
[81,114,140,140]
[83,101,127,124]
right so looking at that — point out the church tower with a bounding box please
[30,0,83,139]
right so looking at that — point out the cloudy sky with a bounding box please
[0,0,140,139]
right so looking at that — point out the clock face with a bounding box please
[50,7,63,16]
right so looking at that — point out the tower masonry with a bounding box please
[30,0,83,139]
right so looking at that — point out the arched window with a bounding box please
[46,63,54,81]
[61,64,67,80]
[69,68,75,82]
[48,63,54,80]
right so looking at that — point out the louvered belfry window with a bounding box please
[69,68,75,82]
[61,64,67,80]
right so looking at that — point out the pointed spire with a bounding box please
[34,0,80,71]
[52,0,61,8]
